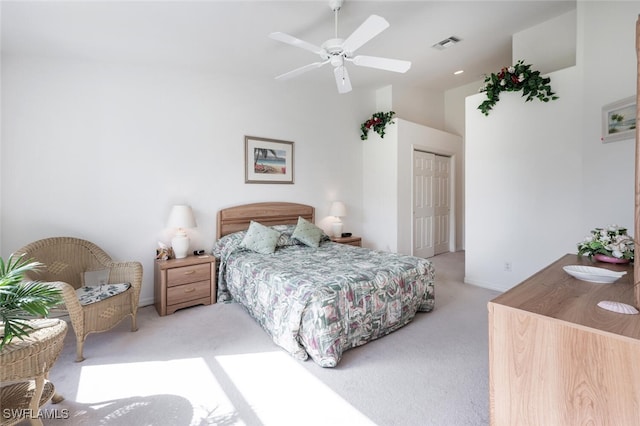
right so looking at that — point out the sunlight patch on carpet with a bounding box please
[77,358,237,424]
[216,351,376,425]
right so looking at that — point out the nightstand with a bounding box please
[154,255,216,316]
[330,236,362,247]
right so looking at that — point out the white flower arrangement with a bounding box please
[577,225,634,261]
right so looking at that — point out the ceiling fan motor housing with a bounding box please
[322,38,345,55]
[328,0,344,12]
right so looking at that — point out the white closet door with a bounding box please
[413,151,435,258]
[434,154,451,255]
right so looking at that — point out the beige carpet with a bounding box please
[41,251,500,426]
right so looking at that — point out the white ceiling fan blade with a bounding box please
[275,61,328,80]
[269,32,324,55]
[352,55,412,73]
[334,66,352,94]
[342,15,389,54]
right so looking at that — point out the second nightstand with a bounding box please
[154,255,216,316]
[330,236,362,247]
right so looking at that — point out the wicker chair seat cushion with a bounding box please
[75,283,131,306]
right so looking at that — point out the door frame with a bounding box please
[411,145,456,257]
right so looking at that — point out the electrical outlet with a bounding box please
[504,262,512,272]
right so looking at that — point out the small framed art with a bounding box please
[244,136,294,184]
[602,96,636,143]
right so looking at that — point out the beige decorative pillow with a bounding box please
[240,221,281,254]
[292,216,324,248]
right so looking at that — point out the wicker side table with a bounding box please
[0,319,67,426]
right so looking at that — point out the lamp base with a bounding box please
[172,234,190,259]
[332,222,343,238]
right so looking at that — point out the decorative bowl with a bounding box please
[563,265,627,284]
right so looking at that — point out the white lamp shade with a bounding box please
[329,201,346,218]
[167,205,197,229]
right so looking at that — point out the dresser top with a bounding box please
[490,254,640,341]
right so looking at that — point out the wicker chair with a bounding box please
[15,237,143,362]
[0,319,67,426]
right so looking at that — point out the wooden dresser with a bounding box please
[488,254,640,425]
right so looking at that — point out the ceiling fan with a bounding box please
[269,0,411,94]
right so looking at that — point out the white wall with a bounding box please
[362,122,399,252]
[444,8,580,253]
[578,1,637,231]
[1,55,372,306]
[391,85,445,130]
[512,9,577,74]
[465,66,582,291]
[362,118,462,255]
[444,80,484,250]
[464,1,638,292]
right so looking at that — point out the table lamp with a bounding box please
[167,205,197,259]
[329,201,346,238]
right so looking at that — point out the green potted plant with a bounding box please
[0,254,62,349]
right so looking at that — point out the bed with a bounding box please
[213,202,435,367]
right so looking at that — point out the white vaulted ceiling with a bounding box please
[1,0,576,93]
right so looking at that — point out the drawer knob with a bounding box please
[183,270,195,275]
[184,288,196,293]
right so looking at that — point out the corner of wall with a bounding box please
[512,8,577,74]
[375,86,393,111]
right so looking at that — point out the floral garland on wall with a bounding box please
[360,111,396,140]
[478,60,558,116]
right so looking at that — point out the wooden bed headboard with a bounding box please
[216,202,315,239]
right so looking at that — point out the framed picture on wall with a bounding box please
[602,96,636,143]
[244,136,294,184]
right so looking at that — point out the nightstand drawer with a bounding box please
[167,263,210,287]
[155,255,216,316]
[167,280,211,305]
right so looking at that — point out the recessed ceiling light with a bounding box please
[454,70,464,75]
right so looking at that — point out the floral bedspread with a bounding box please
[213,228,435,367]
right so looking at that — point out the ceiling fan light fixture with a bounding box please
[269,0,411,94]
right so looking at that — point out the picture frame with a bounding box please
[602,96,636,143]
[244,136,294,184]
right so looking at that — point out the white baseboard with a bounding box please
[138,296,155,308]
[463,277,506,293]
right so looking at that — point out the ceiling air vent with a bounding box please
[432,36,461,51]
